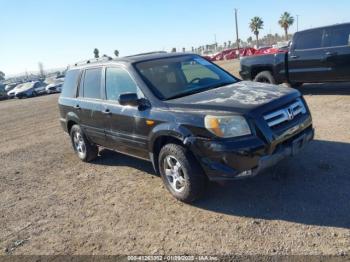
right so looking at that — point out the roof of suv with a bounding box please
[71,52,196,70]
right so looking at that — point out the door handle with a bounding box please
[102,109,111,115]
[74,105,81,110]
[290,55,299,59]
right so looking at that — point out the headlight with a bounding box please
[204,115,251,138]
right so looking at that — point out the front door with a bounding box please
[288,28,331,83]
[101,66,150,160]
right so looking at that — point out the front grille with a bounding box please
[264,98,306,128]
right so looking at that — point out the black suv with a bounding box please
[59,52,314,202]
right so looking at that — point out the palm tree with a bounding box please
[114,50,119,57]
[279,12,294,40]
[93,48,99,58]
[249,17,264,48]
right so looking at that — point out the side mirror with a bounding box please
[118,93,139,106]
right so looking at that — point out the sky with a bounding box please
[1,0,349,76]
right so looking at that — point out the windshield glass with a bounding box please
[18,83,33,89]
[134,55,237,100]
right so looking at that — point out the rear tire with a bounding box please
[70,125,98,162]
[158,143,207,203]
[254,71,276,84]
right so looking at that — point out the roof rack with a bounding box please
[125,51,167,58]
[72,56,113,67]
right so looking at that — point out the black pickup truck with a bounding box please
[240,23,350,86]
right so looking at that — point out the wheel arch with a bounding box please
[66,112,80,134]
[251,66,274,80]
[148,123,194,174]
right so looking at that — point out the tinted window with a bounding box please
[135,56,236,100]
[61,70,80,98]
[105,67,141,101]
[331,26,350,47]
[295,30,323,50]
[82,68,102,99]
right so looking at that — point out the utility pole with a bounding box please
[234,8,240,57]
[296,15,300,32]
[214,34,217,51]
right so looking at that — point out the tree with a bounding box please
[171,48,176,53]
[247,36,253,44]
[93,48,99,58]
[0,71,4,81]
[114,50,119,57]
[278,12,294,40]
[249,17,264,48]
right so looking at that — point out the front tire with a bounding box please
[158,143,207,203]
[70,125,98,162]
[254,71,276,84]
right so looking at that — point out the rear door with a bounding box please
[288,28,330,83]
[323,24,350,81]
[76,67,106,146]
[101,66,149,159]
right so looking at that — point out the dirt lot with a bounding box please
[1,60,350,255]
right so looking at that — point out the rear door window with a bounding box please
[61,70,80,98]
[295,29,323,50]
[330,26,350,47]
[82,68,102,99]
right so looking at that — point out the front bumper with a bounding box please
[191,125,314,181]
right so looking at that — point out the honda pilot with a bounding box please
[58,52,314,202]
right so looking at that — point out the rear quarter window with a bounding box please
[61,70,80,98]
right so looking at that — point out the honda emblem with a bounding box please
[286,107,294,120]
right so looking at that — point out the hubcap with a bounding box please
[73,131,86,158]
[164,155,186,193]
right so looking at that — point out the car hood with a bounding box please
[15,84,34,93]
[165,81,299,115]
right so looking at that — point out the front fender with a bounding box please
[148,122,194,152]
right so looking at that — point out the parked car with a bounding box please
[5,83,18,92]
[7,81,46,98]
[7,83,23,98]
[45,79,64,94]
[59,52,314,202]
[240,23,350,86]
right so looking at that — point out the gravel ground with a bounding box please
[0,60,349,255]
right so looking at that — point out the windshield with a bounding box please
[19,82,34,89]
[134,55,237,100]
